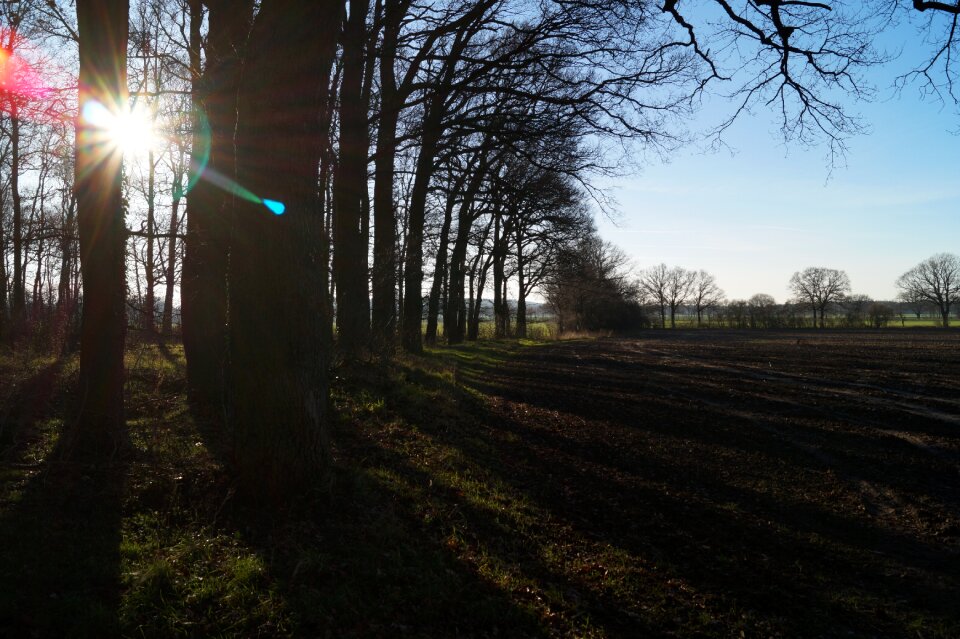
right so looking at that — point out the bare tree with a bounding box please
[788,267,851,328]
[666,266,695,329]
[691,269,724,327]
[747,293,777,329]
[896,253,960,328]
[842,293,872,327]
[639,263,670,328]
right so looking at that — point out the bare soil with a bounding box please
[444,330,960,637]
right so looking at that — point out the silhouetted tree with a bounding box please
[181,0,251,416]
[896,253,960,328]
[691,270,724,327]
[333,0,371,360]
[789,267,851,328]
[75,0,129,446]
[227,0,339,496]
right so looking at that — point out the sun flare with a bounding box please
[81,99,159,157]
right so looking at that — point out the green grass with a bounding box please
[3,335,956,637]
[0,341,577,636]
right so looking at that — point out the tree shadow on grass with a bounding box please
[0,359,127,638]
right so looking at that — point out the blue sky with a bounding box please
[598,14,960,303]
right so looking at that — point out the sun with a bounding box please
[81,99,159,157]
[108,103,159,157]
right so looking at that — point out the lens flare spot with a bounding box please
[262,199,286,215]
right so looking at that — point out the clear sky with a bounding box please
[597,15,960,303]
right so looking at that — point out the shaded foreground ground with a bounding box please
[0,330,958,637]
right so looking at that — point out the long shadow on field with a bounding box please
[421,339,960,637]
[453,337,960,509]
[0,360,126,638]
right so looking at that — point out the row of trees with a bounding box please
[618,255,960,330]
[2,0,960,496]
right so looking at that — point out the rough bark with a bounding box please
[333,0,371,359]
[181,0,250,416]
[228,0,337,496]
[75,0,129,448]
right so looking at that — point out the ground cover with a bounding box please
[0,330,958,637]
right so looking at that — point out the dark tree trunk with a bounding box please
[446,218,472,344]
[10,103,26,330]
[469,252,492,340]
[333,0,371,360]
[371,3,402,354]
[424,185,457,346]
[75,0,129,448]
[400,105,444,353]
[228,0,338,497]
[56,195,76,314]
[515,243,526,339]
[0,189,6,336]
[162,170,181,336]
[181,0,250,416]
[445,151,490,344]
[144,150,156,336]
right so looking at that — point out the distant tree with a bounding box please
[544,232,644,334]
[896,253,960,328]
[788,267,851,328]
[726,299,748,329]
[868,302,893,328]
[842,293,872,327]
[897,287,928,320]
[691,270,724,327]
[638,263,669,328]
[665,266,695,329]
[747,293,776,328]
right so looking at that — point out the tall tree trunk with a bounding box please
[75,0,129,448]
[144,150,156,336]
[10,103,26,330]
[0,193,6,337]
[399,115,444,353]
[333,0,371,360]
[371,4,401,354]
[515,241,526,339]
[492,212,504,338]
[181,0,250,416]
[400,107,444,353]
[57,195,76,313]
[424,184,457,346]
[445,151,490,345]
[469,252,492,340]
[228,0,338,496]
[399,27,469,353]
[162,168,181,336]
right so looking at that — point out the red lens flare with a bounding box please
[0,28,68,125]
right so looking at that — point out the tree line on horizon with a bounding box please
[1,0,959,496]
[544,254,960,334]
